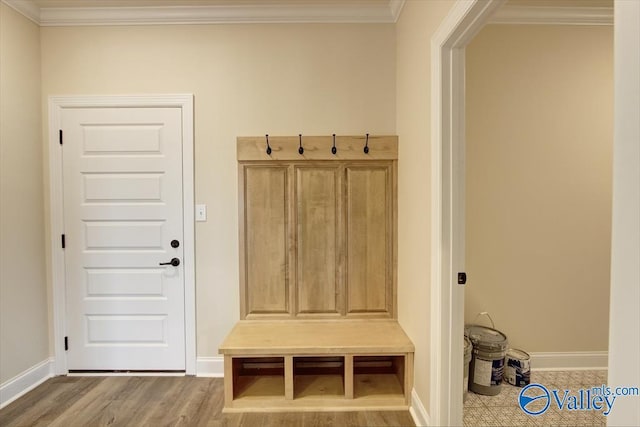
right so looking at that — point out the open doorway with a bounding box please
[463,15,613,427]
[428,1,616,425]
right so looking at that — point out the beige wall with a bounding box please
[0,3,49,383]
[465,25,613,352]
[40,23,396,357]
[395,0,455,412]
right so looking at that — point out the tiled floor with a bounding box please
[464,370,608,426]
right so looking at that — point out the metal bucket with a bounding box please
[464,336,472,401]
[504,348,531,387]
[465,312,508,396]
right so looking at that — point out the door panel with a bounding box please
[85,269,165,297]
[86,315,167,343]
[82,125,163,154]
[83,173,164,202]
[63,107,185,370]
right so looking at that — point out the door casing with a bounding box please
[429,1,505,425]
[48,94,196,375]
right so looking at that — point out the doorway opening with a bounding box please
[429,1,614,425]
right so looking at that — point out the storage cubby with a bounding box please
[232,357,285,401]
[293,356,345,399]
[220,320,414,411]
[353,355,405,400]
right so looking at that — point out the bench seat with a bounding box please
[219,320,415,412]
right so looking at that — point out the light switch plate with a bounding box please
[195,204,207,221]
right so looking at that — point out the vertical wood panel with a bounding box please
[295,167,340,314]
[244,166,289,315]
[404,353,413,405]
[346,166,391,314]
[284,356,294,400]
[287,165,297,319]
[344,355,354,399]
[224,355,234,404]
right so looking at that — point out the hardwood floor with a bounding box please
[0,377,415,427]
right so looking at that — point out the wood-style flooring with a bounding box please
[0,376,415,427]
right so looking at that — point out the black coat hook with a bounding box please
[332,134,337,155]
[265,134,271,156]
[364,133,370,154]
[298,134,304,155]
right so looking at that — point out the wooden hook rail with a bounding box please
[238,135,398,161]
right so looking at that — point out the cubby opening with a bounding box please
[353,355,405,399]
[293,356,345,399]
[232,357,285,400]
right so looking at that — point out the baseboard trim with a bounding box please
[409,388,430,427]
[530,351,608,371]
[0,358,54,409]
[196,356,224,377]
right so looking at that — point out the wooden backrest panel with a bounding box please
[242,166,290,315]
[238,136,397,320]
[295,166,341,315]
[346,166,392,314]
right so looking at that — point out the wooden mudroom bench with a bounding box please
[219,320,414,412]
[220,135,413,412]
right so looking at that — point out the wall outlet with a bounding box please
[195,204,207,222]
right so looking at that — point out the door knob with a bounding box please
[159,258,180,267]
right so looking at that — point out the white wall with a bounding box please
[395,0,455,416]
[40,23,396,359]
[0,3,49,384]
[465,24,613,352]
[608,0,640,425]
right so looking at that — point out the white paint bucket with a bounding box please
[504,348,531,387]
[465,312,509,396]
[464,336,472,402]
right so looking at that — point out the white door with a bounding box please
[62,107,185,370]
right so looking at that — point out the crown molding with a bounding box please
[38,4,394,26]
[2,1,612,27]
[490,5,613,26]
[2,0,403,26]
[2,0,40,24]
[389,0,405,22]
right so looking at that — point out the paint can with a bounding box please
[465,312,509,396]
[504,348,531,387]
[464,336,472,402]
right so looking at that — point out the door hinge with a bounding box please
[61,234,66,249]
[458,272,467,285]
[64,336,69,351]
[59,129,63,145]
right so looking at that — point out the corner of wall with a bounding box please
[0,0,50,385]
[0,358,54,409]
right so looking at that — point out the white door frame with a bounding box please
[48,94,196,375]
[429,1,505,425]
